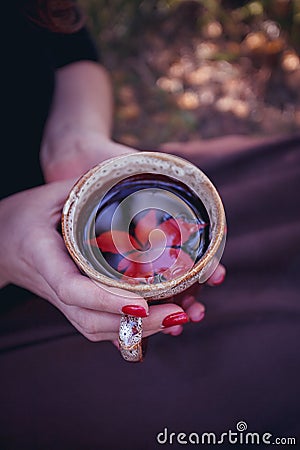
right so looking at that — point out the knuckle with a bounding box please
[97,286,116,308]
[18,227,41,262]
[83,332,101,342]
[78,314,99,335]
[55,281,71,305]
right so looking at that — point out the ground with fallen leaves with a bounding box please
[81,0,300,149]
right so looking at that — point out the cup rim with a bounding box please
[61,151,226,295]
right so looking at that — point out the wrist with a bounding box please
[40,129,137,182]
[0,197,14,287]
[0,275,9,289]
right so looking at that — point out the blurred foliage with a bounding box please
[79,0,300,51]
[78,0,300,148]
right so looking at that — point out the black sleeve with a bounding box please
[46,26,100,69]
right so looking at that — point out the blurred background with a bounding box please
[79,0,300,149]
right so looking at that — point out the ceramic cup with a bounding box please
[61,151,226,302]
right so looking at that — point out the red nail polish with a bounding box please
[162,312,189,328]
[122,305,148,318]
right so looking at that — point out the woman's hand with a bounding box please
[0,180,222,342]
[161,264,226,336]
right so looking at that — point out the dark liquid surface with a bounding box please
[81,173,210,284]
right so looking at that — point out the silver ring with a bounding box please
[118,314,143,362]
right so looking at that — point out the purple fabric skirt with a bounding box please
[1,134,300,449]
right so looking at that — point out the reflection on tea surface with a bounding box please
[80,174,210,284]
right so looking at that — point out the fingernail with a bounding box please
[122,305,148,318]
[191,310,205,323]
[162,312,189,328]
[163,325,183,336]
[211,273,225,286]
[181,295,195,309]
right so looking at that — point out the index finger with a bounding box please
[32,230,149,315]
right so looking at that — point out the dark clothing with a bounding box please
[1,134,300,449]
[2,4,98,199]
